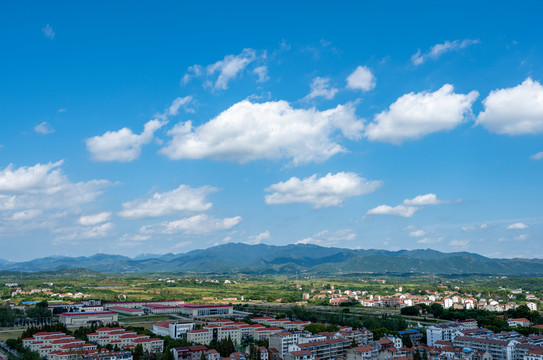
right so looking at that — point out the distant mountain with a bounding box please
[2,243,543,275]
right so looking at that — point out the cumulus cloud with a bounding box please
[119,184,217,219]
[477,78,543,135]
[34,122,55,134]
[296,229,356,246]
[0,161,110,211]
[366,204,418,218]
[411,39,479,65]
[365,84,479,144]
[265,172,382,209]
[305,77,339,100]
[161,100,364,165]
[531,152,543,160]
[507,222,528,230]
[403,193,444,206]
[245,230,271,245]
[366,193,445,218]
[346,66,376,91]
[42,24,55,39]
[86,119,166,162]
[79,212,111,226]
[140,214,241,235]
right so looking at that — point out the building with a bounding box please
[508,318,531,327]
[59,312,118,326]
[179,304,233,318]
[398,330,423,344]
[109,307,145,316]
[346,346,378,360]
[153,321,195,339]
[426,323,464,346]
[284,350,315,360]
[103,300,185,310]
[296,339,351,360]
[173,346,219,360]
[453,336,517,360]
[87,327,164,353]
[269,332,299,356]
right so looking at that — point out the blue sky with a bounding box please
[1,1,543,261]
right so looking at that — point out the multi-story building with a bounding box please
[296,339,351,360]
[346,346,378,360]
[153,321,195,339]
[269,332,300,356]
[426,323,465,346]
[284,350,315,360]
[453,336,517,360]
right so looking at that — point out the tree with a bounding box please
[413,351,422,360]
[304,324,327,334]
[400,307,420,317]
[422,350,428,360]
[200,351,207,360]
[133,344,144,360]
[401,334,413,348]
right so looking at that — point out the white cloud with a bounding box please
[296,229,356,246]
[366,193,445,218]
[161,100,364,165]
[346,66,376,91]
[449,239,470,248]
[181,64,203,85]
[54,222,113,244]
[305,77,338,100]
[140,214,241,235]
[411,39,479,65]
[515,234,529,241]
[0,161,110,211]
[42,24,55,39]
[119,184,217,219]
[265,172,382,209]
[403,193,444,206]
[86,119,165,162]
[253,66,269,83]
[410,230,426,237]
[79,212,111,226]
[34,122,55,134]
[366,84,479,144]
[507,222,528,230]
[477,78,543,135]
[245,230,271,245]
[531,152,543,160]
[417,237,444,244]
[10,209,42,221]
[206,49,257,90]
[120,233,151,242]
[366,204,418,218]
[167,96,194,116]
[462,223,488,232]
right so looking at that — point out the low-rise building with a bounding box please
[59,312,118,326]
[153,321,195,339]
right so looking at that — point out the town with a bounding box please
[1,276,543,360]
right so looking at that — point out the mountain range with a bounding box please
[1,243,543,275]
